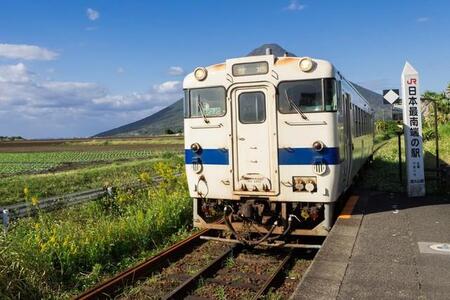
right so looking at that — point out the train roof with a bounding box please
[183,54,337,89]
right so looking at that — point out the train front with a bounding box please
[183,51,341,245]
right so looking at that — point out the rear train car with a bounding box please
[183,50,373,243]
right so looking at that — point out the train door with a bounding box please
[342,92,353,188]
[231,84,279,195]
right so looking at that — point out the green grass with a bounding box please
[0,152,180,206]
[0,150,159,176]
[361,122,450,194]
[0,159,192,299]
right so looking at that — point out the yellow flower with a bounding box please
[31,196,39,206]
[139,172,151,183]
[23,187,30,197]
[34,223,41,230]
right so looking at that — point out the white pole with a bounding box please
[401,62,426,197]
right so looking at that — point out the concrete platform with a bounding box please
[291,190,450,299]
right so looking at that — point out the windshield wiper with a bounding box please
[197,96,210,124]
[284,90,308,120]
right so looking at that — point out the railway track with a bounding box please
[76,229,320,300]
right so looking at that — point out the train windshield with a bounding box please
[278,79,337,113]
[188,87,226,118]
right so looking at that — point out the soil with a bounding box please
[0,140,182,153]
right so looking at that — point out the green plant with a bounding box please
[214,286,227,300]
[0,155,184,206]
[224,255,235,268]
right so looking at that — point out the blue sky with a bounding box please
[0,0,449,138]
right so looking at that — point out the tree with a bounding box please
[422,89,450,124]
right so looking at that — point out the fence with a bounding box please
[1,173,181,231]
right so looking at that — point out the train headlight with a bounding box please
[194,67,208,81]
[191,143,202,153]
[312,141,324,152]
[299,57,314,72]
[305,180,316,193]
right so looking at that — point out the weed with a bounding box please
[214,286,227,300]
[224,255,235,268]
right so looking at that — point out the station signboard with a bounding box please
[401,62,425,197]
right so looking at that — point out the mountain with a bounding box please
[95,98,183,137]
[247,43,296,57]
[95,44,390,137]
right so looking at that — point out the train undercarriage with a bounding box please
[193,198,335,246]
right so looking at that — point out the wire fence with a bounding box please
[1,173,181,232]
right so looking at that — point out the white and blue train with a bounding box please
[183,49,374,243]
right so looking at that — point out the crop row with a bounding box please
[0,150,155,175]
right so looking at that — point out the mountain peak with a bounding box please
[247,43,296,57]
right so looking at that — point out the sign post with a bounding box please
[383,89,400,104]
[401,62,425,197]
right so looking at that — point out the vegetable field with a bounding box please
[0,150,155,176]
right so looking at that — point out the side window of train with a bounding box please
[337,81,342,110]
[189,87,226,118]
[358,108,362,136]
[183,90,189,118]
[360,110,363,136]
[352,104,355,136]
[324,78,338,111]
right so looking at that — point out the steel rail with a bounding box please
[75,228,212,300]
[162,245,297,300]
[162,244,241,300]
[252,251,293,300]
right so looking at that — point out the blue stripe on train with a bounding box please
[185,149,229,165]
[278,147,340,165]
[185,147,340,165]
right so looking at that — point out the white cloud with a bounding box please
[116,67,125,74]
[417,17,429,23]
[284,0,306,11]
[0,43,58,61]
[0,63,31,83]
[0,63,183,137]
[152,80,181,93]
[168,66,184,76]
[86,8,100,21]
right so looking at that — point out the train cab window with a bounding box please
[324,79,338,111]
[189,87,226,118]
[238,92,266,124]
[278,80,323,113]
